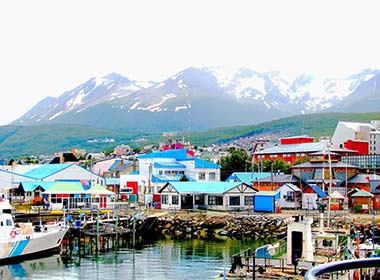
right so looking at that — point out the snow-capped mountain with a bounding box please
[12,67,380,132]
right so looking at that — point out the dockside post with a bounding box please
[96,209,99,253]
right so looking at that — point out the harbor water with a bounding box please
[0,238,267,280]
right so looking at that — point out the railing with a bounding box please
[304,257,380,279]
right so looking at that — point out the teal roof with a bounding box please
[226,172,272,184]
[23,164,74,180]
[163,182,248,194]
[20,181,56,192]
[137,149,191,160]
[105,178,120,185]
[351,189,373,197]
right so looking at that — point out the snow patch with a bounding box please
[155,82,165,89]
[48,111,63,120]
[175,106,188,112]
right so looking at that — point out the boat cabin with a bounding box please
[0,213,14,239]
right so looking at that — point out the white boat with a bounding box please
[0,191,68,264]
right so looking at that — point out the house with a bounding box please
[253,190,280,212]
[276,183,302,209]
[21,163,105,186]
[133,149,221,203]
[158,181,257,211]
[15,181,56,203]
[350,189,374,213]
[329,190,345,210]
[302,184,327,210]
[252,174,299,191]
[43,182,115,210]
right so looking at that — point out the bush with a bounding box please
[30,196,44,205]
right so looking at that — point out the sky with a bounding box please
[1,0,380,125]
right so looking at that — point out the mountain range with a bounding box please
[12,67,380,132]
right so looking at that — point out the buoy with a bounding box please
[10,230,16,238]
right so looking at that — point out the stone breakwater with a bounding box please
[156,213,288,241]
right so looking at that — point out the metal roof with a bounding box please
[307,184,327,198]
[255,142,324,155]
[193,158,221,169]
[162,181,249,194]
[23,164,74,180]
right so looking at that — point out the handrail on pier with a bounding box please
[304,257,380,279]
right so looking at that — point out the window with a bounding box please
[172,195,179,205]
[208,196,223,205]
[209,172,216,180]
[286,191,295,202]
[195,195,204,205]
[198,172,206,180]
[161,195,168,204]
[229,196,240,206]
[244,196,254,206]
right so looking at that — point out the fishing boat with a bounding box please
[0,190,68,264]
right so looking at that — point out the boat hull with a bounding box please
[0,228,68,265]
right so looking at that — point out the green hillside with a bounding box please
[0,112,379,159]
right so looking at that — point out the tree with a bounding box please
[259,159,291,174]
[220,148,252,180]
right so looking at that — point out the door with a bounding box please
[100,195,106,208]
[291,231,303,265]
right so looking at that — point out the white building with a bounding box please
[331,120,380,154]
[124,149,221,203]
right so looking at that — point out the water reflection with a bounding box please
[0,238,265,280]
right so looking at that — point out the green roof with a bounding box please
[351,189,373,197]
[43,182,85,194]
[164,181,248,194]
[85,184,115,195]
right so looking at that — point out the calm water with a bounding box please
[0,239,266,280]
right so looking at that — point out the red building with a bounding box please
[280,135,314,145]
[344,139,368,155]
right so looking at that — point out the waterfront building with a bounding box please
[43,182,115,210]
[158,181,256,211]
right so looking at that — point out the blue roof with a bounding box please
[137,149,191,160]
[154,162,186,169]
[193,158,221,169]
[162,181,248,194]
[23,164,74,180]
[308,184,327,198]
[20,181,56,192]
